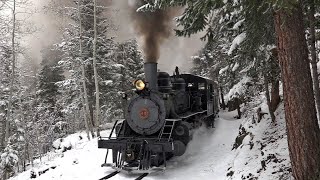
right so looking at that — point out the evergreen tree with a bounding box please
[56,0,115,131]
[306,0,320,120]
[274,1,320,178]
[17,57,38,171]
[0,144,18,179]
[34,47,65,154]
[103,40,144,121]
[0,45,12,151]
[0,50,25,179]
[38,48,64,103]
[139,0,320,177]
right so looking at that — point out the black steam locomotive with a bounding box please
[98,62,219,175]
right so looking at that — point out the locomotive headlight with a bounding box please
[134,80,145,91]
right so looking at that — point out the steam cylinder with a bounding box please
[144,62,158,91]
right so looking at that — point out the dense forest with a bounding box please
[1,0,320,180]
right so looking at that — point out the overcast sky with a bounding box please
[23,0,205,72]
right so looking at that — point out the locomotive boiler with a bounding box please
[98,62,219,174]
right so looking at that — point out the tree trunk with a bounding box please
[3,172,7,180]
[264,76,276,123]
[85,79,95,136]
[78,0,94,138]
[270,48,281,112]
[4,0,16,147]
[308,0,320,120]
[220,86,226,110]
[80,86,90,140]
[270,80,280,112]
[93,0,100,137]
[23,143,27,171]
[0,105,5,150]
[274,1,320,179]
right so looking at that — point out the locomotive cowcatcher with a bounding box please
[98,62,219,174]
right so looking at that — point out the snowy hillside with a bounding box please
[9,102,291,180]
[227,96,292,179]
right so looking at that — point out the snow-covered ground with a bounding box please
[147,110,241,180]
[10,110,241,180]
[10,104,291,180]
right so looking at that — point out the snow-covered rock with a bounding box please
[52,134,85,152]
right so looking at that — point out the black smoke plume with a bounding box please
[131,1,173,63]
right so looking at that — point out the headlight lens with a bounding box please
[135,80,145,91]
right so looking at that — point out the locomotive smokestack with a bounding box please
[144,62,158,91]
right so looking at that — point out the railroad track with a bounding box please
[99,171,149,180]
[98,171,119,180]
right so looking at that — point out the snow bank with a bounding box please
[227,94,292,179]
[9,131,110,180]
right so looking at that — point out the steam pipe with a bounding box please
[144,62,158,91]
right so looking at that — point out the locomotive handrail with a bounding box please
[99,136,173,142]
[180,110,207,119]
[108,120,118,139]
[165,119,181,121]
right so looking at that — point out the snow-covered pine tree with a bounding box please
[93,0,101,136]
[147,0,320,178]
[56,0,115,133]
[34,47,65,155]
[0,144,18,179]
[142,0,246,88]
[0,0,36,178]
[103,40,144,122]
[306,0,320,120]
[0,51,26,180]
[274,1,320,178]
[157,0,280,115]
[187,0,248,108]
[38,48,64,108]
[0,45,12,152]
[16,56,38,171]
